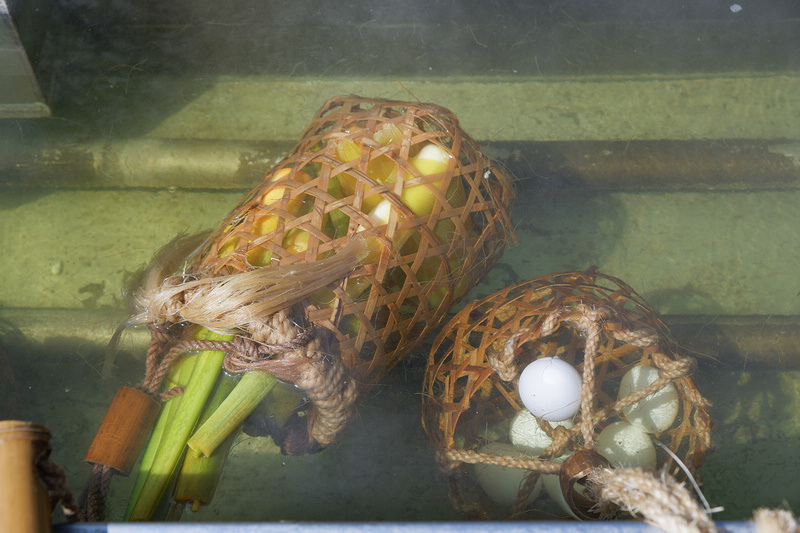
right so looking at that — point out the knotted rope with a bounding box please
[458,303,706,521]
[589,467,717,533]
[81,309,357,520]
[38,456,79,522]
[136,309,359,451]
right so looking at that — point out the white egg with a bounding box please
[596,421,656,469]
[518,357,582,421]
[509,408,574,455]
[618,365,679,433]
[540,454,581,520]
[472,442,542,507]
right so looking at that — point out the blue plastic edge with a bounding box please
[54,522,755,533]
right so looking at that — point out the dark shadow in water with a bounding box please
[18,0,800,138]
[507,184,627,276]
[693,363,800,520]
[644,285,726,316]
[0,188,57,212]
[454,148,628,303]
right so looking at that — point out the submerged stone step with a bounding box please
[0,186,796,321]
[3,138,800,191]
[146,75,800,142]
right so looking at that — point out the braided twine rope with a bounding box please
[422,270,713,520]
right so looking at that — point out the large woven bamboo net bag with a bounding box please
[80,96,515,522]
[422,270,713,520]
[135,95,516,454]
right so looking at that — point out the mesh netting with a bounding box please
[422,269,713,519]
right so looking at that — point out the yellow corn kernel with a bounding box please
[368,154,398,185]
[336,172,357,200]
[402,182,449,216]
[358,236,384,265]
[358,191,384,216]
[261,169,313,215]
[402,172,465,216]
[309,287,336,307]
[265,167,293,185]
[246,247,273,267]
[217,236,239,258]
[252,215,279,236]
[358,199,416,262]
[368,198,395,226]
[338,155,397,215]
[281,228,310,255]
[344,275,372,301]
[373,123,403,146]
[335,139,362,163]
[410,157,448,176]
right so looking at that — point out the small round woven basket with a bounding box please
[422,270,713,519]
[168,95,515,452]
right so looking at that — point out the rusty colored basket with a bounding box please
[186,95,515,450]
[422,270,713,519]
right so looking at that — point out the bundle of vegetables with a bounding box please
[81,96,515,521]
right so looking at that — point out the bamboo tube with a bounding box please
[84,386,161,475]
[0,421,52,533]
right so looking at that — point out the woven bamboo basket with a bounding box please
[141,95,515,453]
[422,270,713,519]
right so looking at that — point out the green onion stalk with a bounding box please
[125,328,282,521]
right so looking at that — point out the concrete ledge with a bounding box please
[0,0,50,118]
[2,307,798,370]
[146,75,800,142]
[4,138,800,191]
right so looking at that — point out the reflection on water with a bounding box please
[1,0,800,523]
